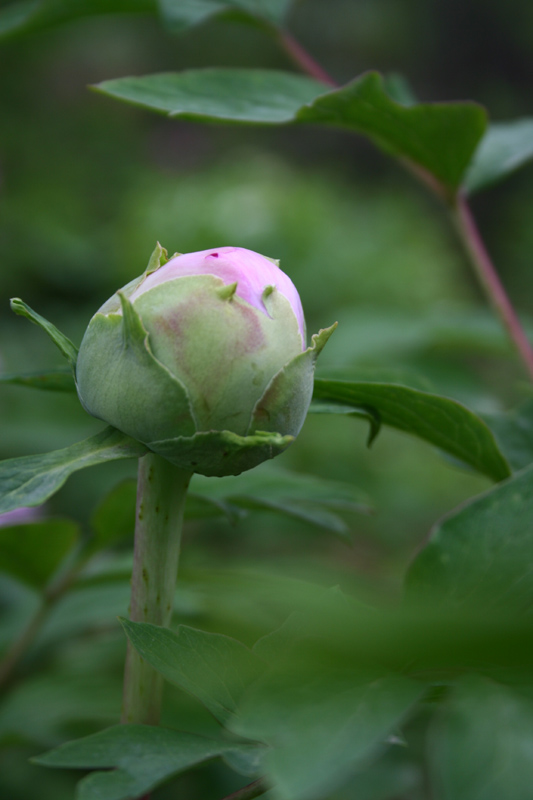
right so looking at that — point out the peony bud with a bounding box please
[76,245,335,477]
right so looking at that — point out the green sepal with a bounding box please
[96,242,171,316]
[10,298,78,373]
[250,323,337,437]
[145,240,169,275]
[149,429,295,477]
[76,296,196,443]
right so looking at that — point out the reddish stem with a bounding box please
[452,194,533,381]
[276,27,337,87]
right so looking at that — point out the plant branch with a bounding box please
[274,27,336,87]
[121,453,191,725]
[219,778,268,800]
[451,194,533,381]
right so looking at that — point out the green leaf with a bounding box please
[0,427,147,514]
[482,399,533,471]
[464,118,533,193]
[0,0,156,41]
[10,298,79,372]
[405,462,533,614]
[429,675,533,800]
[0,368,76,392]
[95,69,486,193]
[0,518,78,589]
[297,72,487,193]
[33,724,263,800]
[120,619,265,724]
[231,669,422,800]
[311,379,510,482]
[94,68,326,123]
[158,0,293,32]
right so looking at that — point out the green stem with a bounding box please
[121,453,191,725]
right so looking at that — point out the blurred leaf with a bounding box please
[406,462,533,614]
[0,427,148,514]
[0,518,78,589]
[0,671,121,745]
[311,380,510,482]
[120,619,265,724]
[0,0,155,40]
[94,68,325,123]
[0,369,76,393]
[464,118,533,194]
[231,669,422,800]
[429,675,533,800]
[33,724,263,800]
[96,70,486,193]
[192,465,372,536]
[159,0,293,32]
[297,72,487,193]
[10,298,78,373]
[482,400,533,471]
[333,747,422,800]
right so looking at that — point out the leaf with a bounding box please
[94,68,326,123]
[0,368,76,392]
[33,724,263,800]
[95,69,487,193]
[231,669,422,800]
[0,518,78,589]
[405,462,533,615]
[10,298,79,372]
[296,72,487,193]
[482,399,533,472]
[0,427,148,515]
[464,118,533,193]
[159,0,293,32]
[120,619,265,724]
[192,462,372,536]
[311,379,510,482]
[429,675,533,800]
[0,0,156,41]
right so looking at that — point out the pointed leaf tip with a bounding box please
[10,297,78,372]
[216,281,238,300]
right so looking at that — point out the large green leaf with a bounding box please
[429,675,533,800]
[0,427,147,514]
[0,518,78,589]
[231,669,421,800]
[95,69,486,193]
[0,0,155,40]
[406,462,533,614]
[120,619,265,724]
[159,0,293,32]
[311,379,510,482]
[464,118,533,194]
[33,724,262,800]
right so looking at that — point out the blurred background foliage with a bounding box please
[1,0,533,797]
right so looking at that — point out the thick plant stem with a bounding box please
[452,194,533,382]
[121,453,191,725]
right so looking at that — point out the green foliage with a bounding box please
[0,518,78,589]
[312,379,510,482]
[33,724,262,800]
[159,0,293,31]
[464,119,533,194]
[0,428,147,514]
[96,69,486,195]
[406,462,533,613]
[429,676,533,800]
[0,369,76,393]
[10,299,78,373]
